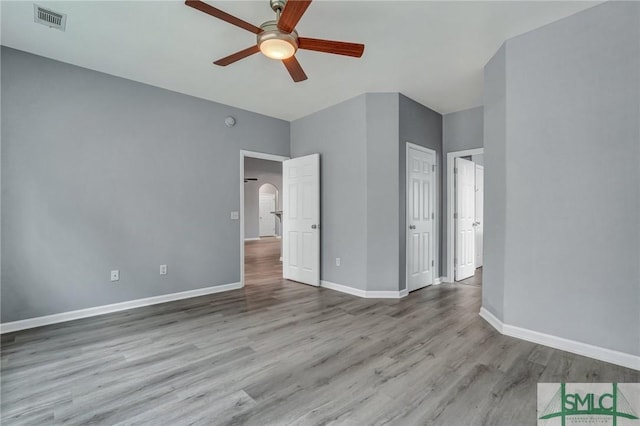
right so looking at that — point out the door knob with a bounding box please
[409,225,416,230]
[311,224,320,229]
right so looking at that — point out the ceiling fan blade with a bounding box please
[298,37,365,58]
[214,45,260,66]
[277,0,312,33]
[185,0,262,34]
[282,56,307,82]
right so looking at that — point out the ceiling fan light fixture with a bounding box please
[257,20,298,60]
[260,38,296,60]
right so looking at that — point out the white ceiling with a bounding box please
[1,0,600,121]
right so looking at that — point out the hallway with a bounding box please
[244,237,283,286]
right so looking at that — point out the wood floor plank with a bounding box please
[1,238,637,425]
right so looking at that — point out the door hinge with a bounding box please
[431,212,435,220]
[454,212,458,219]
[431,260,435,267]
[432,165,435,172]
[454,167,458,174]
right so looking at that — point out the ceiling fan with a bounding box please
[185,0,365,82]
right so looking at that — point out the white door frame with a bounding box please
[405,142,438,290]
[446,147,483,282]
[240,150,289,287]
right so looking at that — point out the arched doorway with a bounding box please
[258,183,279,237]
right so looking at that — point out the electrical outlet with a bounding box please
[110,270,119,282]
[160,264,168,275]
[336,257,341,266]
[230,211,239,220]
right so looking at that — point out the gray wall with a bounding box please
[482,45,507,320]
[442,106,484,276]
[243,157,283,239]
[1,47,290,322]
[290,95,368,290]
[0,44,3,295]
[483,1,640,355]
[443,107,484,153]
[292,93,442,293]
[399,94,443,289]
[471,154,484,166]
[365,93,400,291]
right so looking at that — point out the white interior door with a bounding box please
[475,165,484,268]
[407,145,436,292]
[259,195,276,237]
[455,157,476,281]
[282,154,320,286]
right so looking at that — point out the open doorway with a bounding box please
[240,151,321,289]
[240,151,288,287]
[447,148,484,285]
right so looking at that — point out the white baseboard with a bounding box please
[479,307,504,332]
[0,282,243,334]
[244,237,260,241]
[320,280,367,297]
[479,307,640,371]
[320,281,407,299]
[366,290,407,299]
[434,277,448,285]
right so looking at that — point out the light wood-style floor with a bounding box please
[459,267,482,287]
[1,238,637,425]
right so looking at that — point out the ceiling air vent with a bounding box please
[33,4,66,31]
